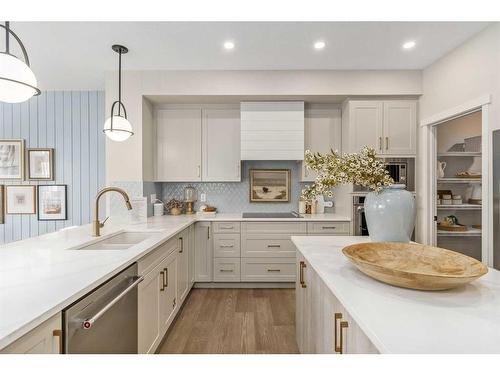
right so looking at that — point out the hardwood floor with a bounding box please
[158,288,299,354]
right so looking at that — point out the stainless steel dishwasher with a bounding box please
[63,263,143,353]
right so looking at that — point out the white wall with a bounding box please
[417,24,500,243]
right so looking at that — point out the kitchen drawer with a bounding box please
[242,222,307,235]
[307,221,350,235]
[213,221,241,233]
[213,233,241,257]
[138,235,179,276]
[213,258,241,282]
[242,235,298,257]
[241,257,295,282]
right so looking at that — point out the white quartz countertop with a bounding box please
[0,213,349,350]
[291,236,500,354]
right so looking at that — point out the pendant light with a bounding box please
[0,21,40,103]
[103,44,133,142]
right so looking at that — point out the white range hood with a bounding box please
[240,101,305,160]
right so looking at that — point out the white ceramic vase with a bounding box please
[364,184,416,242]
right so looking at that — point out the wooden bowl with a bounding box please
[342,242,488,291]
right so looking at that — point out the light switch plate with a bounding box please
[150,193,156,203]
[200,193,206,202]
[324,201,333,207]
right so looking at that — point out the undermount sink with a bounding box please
[74,231,156,250]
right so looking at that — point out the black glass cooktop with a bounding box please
[242,212,301,218]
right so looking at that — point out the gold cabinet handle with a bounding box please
[339,321,349,354]
[334,313,342,353]
[299,261,306,288]
[322,226,336,230]
[219,269,234,273]
[53,329,63,354]
[164,268,168,288]
[379,137,382,150]
[179,237,183,253]
[160,271,165,291]
[172,298,176,309]
[267,244,281,248]
[207,226,210,239]
[267,269,281,272]
[385,136,389,150]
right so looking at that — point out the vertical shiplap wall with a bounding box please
[0,91,105,244]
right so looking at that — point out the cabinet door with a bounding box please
[202,109,241,181]
[295,254,312,353]
[188,224,195,287]
[348,101,383,154]
[138,262,163,354]
[301,108,341,181]
[339,305,379,354]
[382,100,417,155]
[194,222,213,282]
[160,251,178,333]
[1,313,62,354]
[177,230,190,303]
[156,109,202,181]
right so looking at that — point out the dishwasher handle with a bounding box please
[82,275,143,330]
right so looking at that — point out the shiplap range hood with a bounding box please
[240,101,305,160]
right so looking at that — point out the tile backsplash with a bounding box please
[161,160,318,213]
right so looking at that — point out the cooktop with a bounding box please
[242,212,302,218]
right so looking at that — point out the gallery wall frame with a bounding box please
[5,185,36,214]
[37,184,67,221]
[0,139,25,180]
[27,148,54,180]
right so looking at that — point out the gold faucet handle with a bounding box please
[100,216,110,227]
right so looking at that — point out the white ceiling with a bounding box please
[2,22,490,90]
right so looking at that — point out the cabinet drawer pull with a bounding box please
[385,136,389,150]
[267,269,281,272]
[173,298,176,309]
[219,225,234,229]
[321,226,336,230]
[334,313,342,353]
[219,269,234,273]
[267,244,281,248]
[207,227,210,239]
[299,261,306,288]
[160,271,165,291]
[179,237,183,253]
[379,137,382,150]
[53,329,63,354]
[220,244,234,248]
[164,268,168,288]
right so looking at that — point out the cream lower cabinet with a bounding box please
[159,250,178,333]
[177,228,190,303]
[296,250,379,354]
[1,313,62,354]
[194,222,213,282]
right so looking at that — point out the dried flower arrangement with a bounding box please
[301,146,394,201]
[165,199,184,215]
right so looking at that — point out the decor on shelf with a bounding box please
[166,198,184,215]
[437,215,467,232]
[184,186,197,214]
[250,169,290,202]
[342,242,488,291]
[303,147,415,242]
[437,160,446,178]
[103,45,133,142]
[37,185,67,220]
[0,21,40,103]
[27,148,54,180]
[0,139,24,179]
[5,185,36,214]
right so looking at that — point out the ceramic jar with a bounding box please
[364,184,416,242]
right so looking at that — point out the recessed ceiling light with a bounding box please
[223,41,235,50]
[402,41,416,50]
[314,41,326,50]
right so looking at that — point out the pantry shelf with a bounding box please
[437,178,482,184]
[437,228,482,237]
[437,152,481,157]
[437,204,482,210]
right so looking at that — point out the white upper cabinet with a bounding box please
[202,109,241,181]
[156,109,202,181]
[241,101,305,160]
[382,100,417,155]
[301,107,342,182]
[343,100,417,156]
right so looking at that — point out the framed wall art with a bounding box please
[0,139,24,180]
[27,148,54,180]
[5,185,36,214]
[249,169,291,202]
[37,185,67,221]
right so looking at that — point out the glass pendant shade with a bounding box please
[103,115,133,142]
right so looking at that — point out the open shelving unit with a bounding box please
[434,111,483,261]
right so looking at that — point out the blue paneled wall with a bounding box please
[0,91,106,244]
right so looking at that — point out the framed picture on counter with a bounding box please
[37,185,67,221]
[5,185,36,214]
[0,139,24,180]
[249,169,291,202]
[27,148,54,180]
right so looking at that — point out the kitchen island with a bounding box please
[291,236,500,354]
